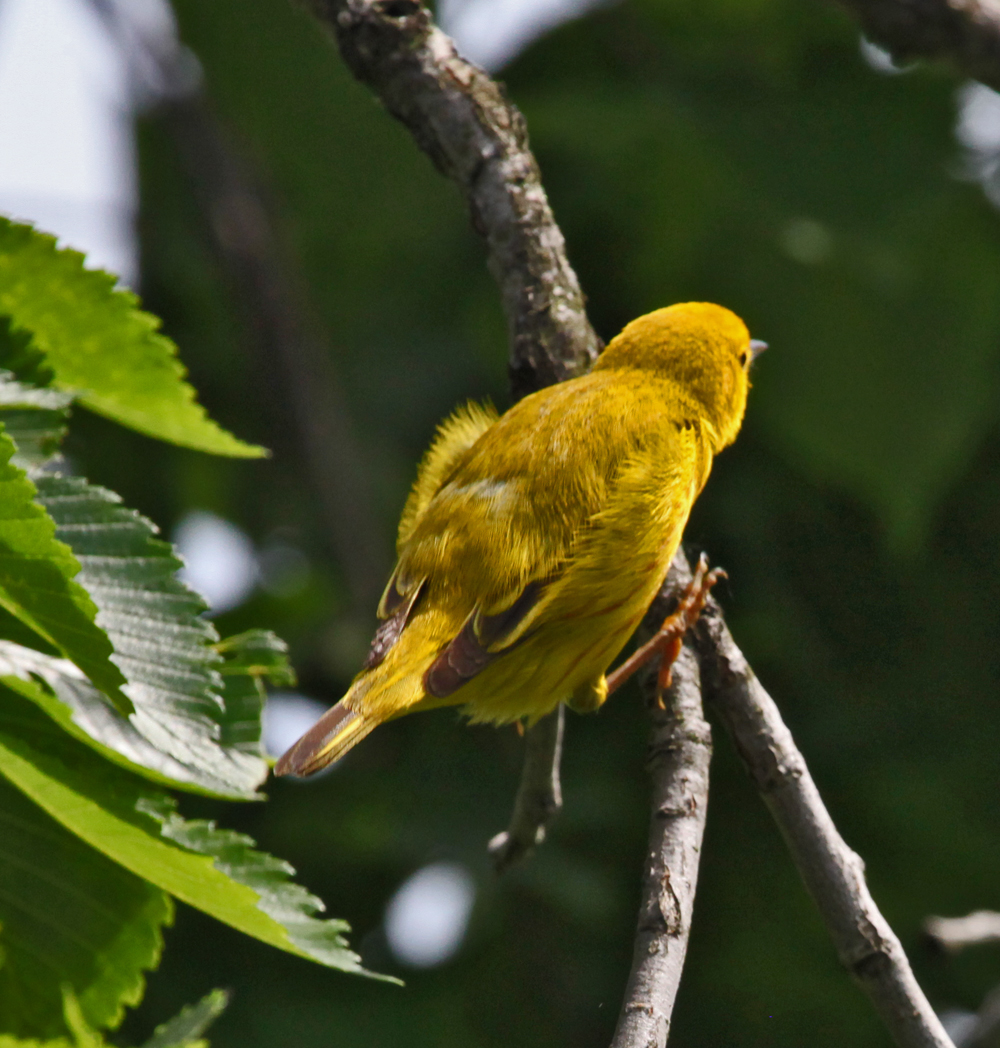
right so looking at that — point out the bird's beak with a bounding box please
[749,339,768,361]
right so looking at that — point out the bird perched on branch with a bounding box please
[276,302,762,777]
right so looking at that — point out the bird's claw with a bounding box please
[606,553,725,700]
[651,553,725,703]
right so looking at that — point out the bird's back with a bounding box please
[398,368,706,621]
[274,301,753,774]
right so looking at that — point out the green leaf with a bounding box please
[0,428,130,713]
[214,630,295,754]
[0,773,171,1038]
[0,316,55,389]
[32,475,268,797]
[0,643,255,799]
[61,989,105,1048]
[139,989,229,1048]
[0,377,69,413]
[0,320,70,471]
[0,220,264,458]
[0,371,72,472]
[0,693,377,979]
[215,629,296,687]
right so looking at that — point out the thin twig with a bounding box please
[487,706,564,872]
[925,911,1000,953]
[610,555,712,1048]
[695,595,955,1048]
[303,0,601,397]
[830,0,1000,92]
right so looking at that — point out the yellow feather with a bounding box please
[276,302,756,776]
[397,400,498,549]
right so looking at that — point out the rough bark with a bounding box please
[696,599,954,1048]
[487,706,565,872]
[610,557,712,1048]
[304,0,601,397]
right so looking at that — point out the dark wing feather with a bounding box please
[363,575,425,670]
[422,578,550,698]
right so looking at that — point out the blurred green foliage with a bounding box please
[102,0,1000,1044]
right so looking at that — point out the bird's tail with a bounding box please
[274,607,460,777]
[273,699,380,777]
[274,634,442,776]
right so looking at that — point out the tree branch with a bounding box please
[695,598,955,1048]
[302,5,954,1046]
[303,0,601,397]
[831,0,1000,93]
[610,556,712,1048]
[925,911,1000,953]
[487,706,565,872]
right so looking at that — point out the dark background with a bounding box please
[98,0,1000,1044]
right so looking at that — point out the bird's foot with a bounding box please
[606,553,725,703]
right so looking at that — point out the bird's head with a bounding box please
[593,302,763,450]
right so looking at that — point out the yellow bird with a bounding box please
[276,302,761,777]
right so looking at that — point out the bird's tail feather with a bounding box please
[274,701,379,777]
[274,647,438,776]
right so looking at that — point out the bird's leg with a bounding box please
[606,554,726,705]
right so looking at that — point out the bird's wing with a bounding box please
[421,418,711,700]
[277,401,709,774]
[396,400,498,549]
[362,400,498,664]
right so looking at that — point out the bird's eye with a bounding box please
[738,351,748,367]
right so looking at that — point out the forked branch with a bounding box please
[696,595,954,1048]
[304,3,955,1046]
